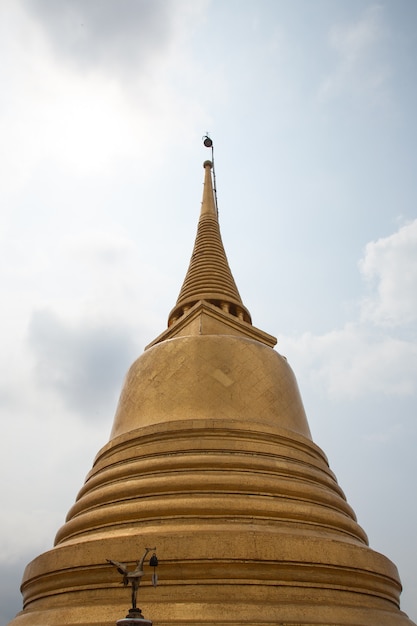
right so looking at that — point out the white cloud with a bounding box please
[0,357,113,563]
[0,4,137,191]
[318,5,389,104]
[280,219,417,400]
[329,5,382,66]
[65,229,135,267]
[0,0,209,196]
[359,219,417,327]
[282,325,417,400]
[21,0,206,75]
[28,309,137,417]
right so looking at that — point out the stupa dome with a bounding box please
[110,335,311,440]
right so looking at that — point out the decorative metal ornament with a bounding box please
[107,547,158,621]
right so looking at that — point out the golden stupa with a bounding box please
[9,153,415,626]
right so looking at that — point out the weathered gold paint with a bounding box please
[9,160,415,625]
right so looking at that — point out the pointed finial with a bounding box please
[167,142,252,327]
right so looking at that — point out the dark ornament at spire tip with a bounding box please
[203,135,213,148]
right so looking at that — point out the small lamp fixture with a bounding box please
[149,552,159,587]
[203,134,213,148]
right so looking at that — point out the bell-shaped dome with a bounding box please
[109,334,311,440]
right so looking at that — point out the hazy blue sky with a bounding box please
[1,1,416,623]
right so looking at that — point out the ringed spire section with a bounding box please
[168,159,251,326]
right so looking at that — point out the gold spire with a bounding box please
[168,160,251,326]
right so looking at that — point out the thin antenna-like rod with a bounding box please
[203,134,219,217]
[211,143,219,218]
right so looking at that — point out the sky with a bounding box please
[1,0,416,623]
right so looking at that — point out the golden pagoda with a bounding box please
[9,152,416,626]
